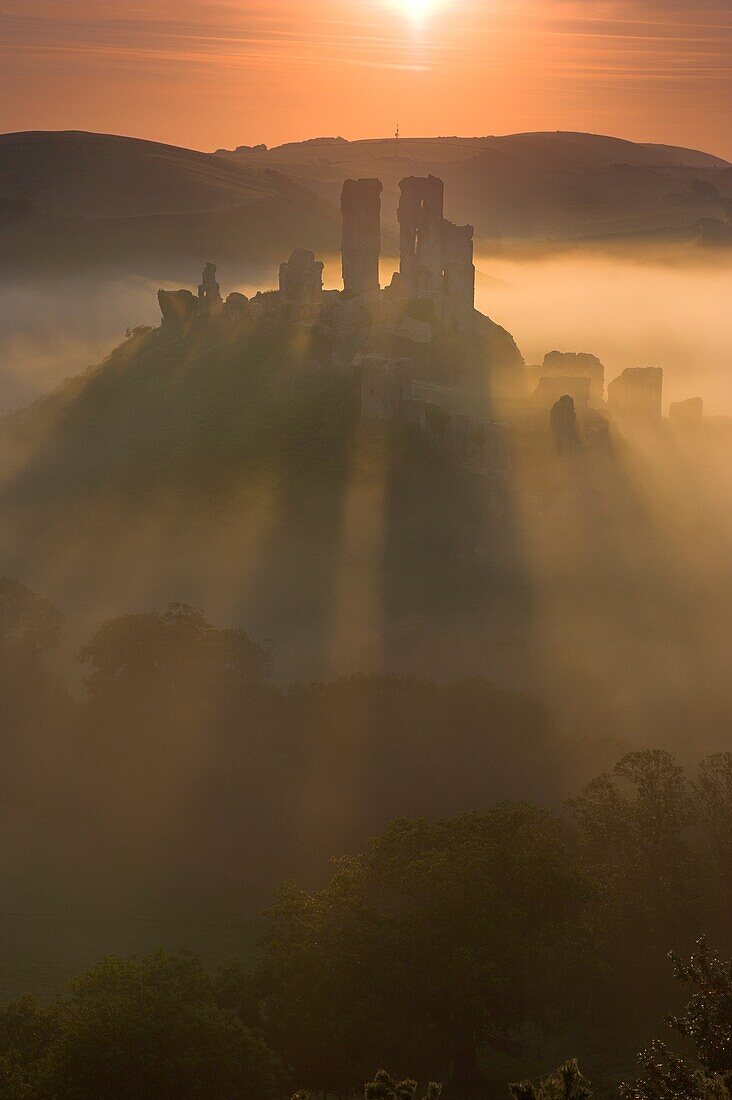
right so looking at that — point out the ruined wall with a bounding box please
[542,351,605,408]
[158,289,198,330]
[669,396,704,428]
[608,367,663,423]
[532,375,591,415]
[279,249,324,319]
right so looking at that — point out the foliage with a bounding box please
[78,601,271,702]
[365,1068,443,1100]
[0,997,58,1099]
[621,939,732,1099]
[0,578,65,655]
[570,750,697,935]
[510,1059,593,1099]
[0,951,284,1100]
[258,809,591,1095]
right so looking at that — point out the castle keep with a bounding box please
[158,173,704,476]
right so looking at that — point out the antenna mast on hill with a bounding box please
[394,122,400,161]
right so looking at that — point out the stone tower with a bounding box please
[198,263,223,316]
[341,178,383,296]
[397,176,475,318]
[398,175,445,299]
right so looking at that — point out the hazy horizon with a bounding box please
[2,0,731,160]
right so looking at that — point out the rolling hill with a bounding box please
[220,131,732,242]
[1,130,731,280]
[0,131,340,276]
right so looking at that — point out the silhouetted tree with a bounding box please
[621,939,732,1099]
[0,577,65,656]
[79,602,271,704]
[258,809,591,1098]
[570,750,697,937]
[510,1059,592,1100]
[695,754,732,913]
[0,950,285,1100]
[0,996,58,1099]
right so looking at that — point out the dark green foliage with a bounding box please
[620,1041,727,1099]
[0,997,58,1099]
[0,577,65,654]
[258,810,591,1095]
[570,749,697,933]
[510,1060,593,1099]
[78,601,271,702]
[365,1068,442,1100]
[0,951,285,1100]
[621,940,732,1099]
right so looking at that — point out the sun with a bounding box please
[393,0,441,23]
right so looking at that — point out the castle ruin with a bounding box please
[156,173,705,483]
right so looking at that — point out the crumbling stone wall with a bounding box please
[542,351,605,407]
[279,249,324,319]
[158,289,197,330]
[532,376,591,415]
[669,396,704,428]
[608,367,663,423]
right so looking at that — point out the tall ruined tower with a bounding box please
[198,262,223,316]
[398,175,444,299]
[397,175,475,319]
[341,178,383,296]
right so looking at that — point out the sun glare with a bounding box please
[393,0,440,23]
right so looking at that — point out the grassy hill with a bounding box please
[0,311,528,687]
[222,131,732,243]
[0,131,340,275]
[1,130,731,280]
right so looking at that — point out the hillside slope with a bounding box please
[0,131,340,275]
[223,131,732,242]
[1,130,731,278]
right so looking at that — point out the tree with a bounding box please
[510,1059,593,1100]
[365,1069,443,1100]
[621,939,732,1099]
[293,1069,442,1100]
[0,578,65,656]
[43,950,284,1099]
[694,755,732,911]
[570,750,697,938]
[0,996,58,1099]
[79,602,271,703]
[258,809,591,1098]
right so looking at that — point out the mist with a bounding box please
[474,245,732,415]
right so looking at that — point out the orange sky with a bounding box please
[2,0,731,158]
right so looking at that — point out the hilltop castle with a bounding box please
[158,175,704,474]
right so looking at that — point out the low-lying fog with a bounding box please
[475,247,732,414]
[3,248,731,414]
